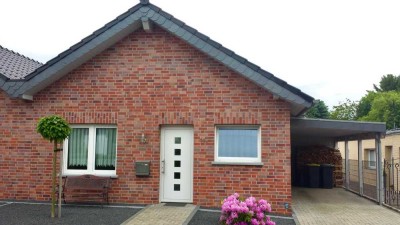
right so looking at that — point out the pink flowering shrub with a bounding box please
[220,193,275,225]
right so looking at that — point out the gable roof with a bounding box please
[0,0,314,116]
[0,45,42,80]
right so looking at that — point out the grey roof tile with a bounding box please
[208,48,219,57]
[188,35,200,45]
[170,17,184,27]
[0,77,6,86]
[207,39,222,49]
[231,54,247,64]
[245,61,260,72]
[195,32,209,41]
[215,52,227,62]
[139,6,150,13]
[193,39,206,49]
[150,11,160,21]
[154,15,167,25]
[219,46,234,56]
[182,32,193,41]
[148,4,161,12]
[236,64,247,74]
[0,46,42,80]
[182,25,197,34]
[222,55,234,66]
[168,23,180,33]
[175,27,186,37]
[159,10,172,19]
[258,69,273,79]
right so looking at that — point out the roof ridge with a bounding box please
[0,45,43,65]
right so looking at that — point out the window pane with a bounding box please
[68,128,89,169]
[95,128,117,170]
[369,151,376,161]
[369,150,376,167]
[218,128,258,157]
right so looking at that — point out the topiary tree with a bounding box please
[37,115,71,218]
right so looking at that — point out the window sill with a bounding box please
[212,161,264,166]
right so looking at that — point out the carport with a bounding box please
[290,117,386,204]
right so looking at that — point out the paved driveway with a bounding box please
[292,188,400,225]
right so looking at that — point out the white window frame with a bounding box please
[367,149,376,169]
[214,125,261,163]
[63,125,117,176]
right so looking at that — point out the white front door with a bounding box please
[160,126,193,203]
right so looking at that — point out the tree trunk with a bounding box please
[58,147,63,218]
[51,141,57,218]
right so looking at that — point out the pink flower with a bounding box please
[231,211,238,219]
[266,220,276,225]
[220,193,274,225]
[226,217,233,225]
[251,218,259,225]
[266,203,272,212]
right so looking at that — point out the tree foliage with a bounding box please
[373,74,400,92]
[359,91,400,129]
[356,91,377,119]
[329,74,400,129]
[37,115,71,142]
[330,99,357,121]
[304,99,330,119]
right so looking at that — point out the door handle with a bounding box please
[161,160,165,173]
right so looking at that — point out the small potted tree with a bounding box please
[36,115,71,218]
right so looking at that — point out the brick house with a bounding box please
[0,1,315,215]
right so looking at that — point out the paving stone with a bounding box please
[121,203,197,225]
[292,187,400,225]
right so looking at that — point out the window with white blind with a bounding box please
[367,149,376,169]
[63,125,117,176]
[215,125,261,163]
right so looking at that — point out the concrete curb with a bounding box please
[291,210,301,225]
[182,205,199,225]
[120,205,151,225]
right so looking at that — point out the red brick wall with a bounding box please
[0,27,292,214]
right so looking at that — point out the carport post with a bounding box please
[345,139,350,189]
[358,139,363,196]
[375,133,383,204]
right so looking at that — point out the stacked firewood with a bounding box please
[295,145,343,187]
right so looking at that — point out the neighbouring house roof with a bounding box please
[0,45,42,80]
[0,0,314,116]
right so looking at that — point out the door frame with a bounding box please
[159,125,194,203]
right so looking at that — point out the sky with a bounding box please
[1,0,400,109]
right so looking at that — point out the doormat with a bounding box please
[164,203,187,207]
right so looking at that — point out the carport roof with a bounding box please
[291,117,386,141]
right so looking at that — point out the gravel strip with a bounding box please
[0,203,140,225]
